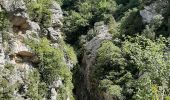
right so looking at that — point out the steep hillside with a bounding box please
[0,0,76,99]
[0,0,170,100]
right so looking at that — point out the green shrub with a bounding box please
[120,8,143,36]
[0,10,9,31]
[1,78,8,88]
[165,96,170,100]
[38,82,48,98]
[26,0,52,27]
[64,44,77,65]
[107,16,119,38]
[63,0,117,44]
[0,10,10,43]
[4,63,14,72]
[26,37,75,99]
[26,70,41,99]
[26,38,64,83]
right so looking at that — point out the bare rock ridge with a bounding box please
[76,22,113,100]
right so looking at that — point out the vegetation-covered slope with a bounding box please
[58,0,170,100]
[0,0,170,100]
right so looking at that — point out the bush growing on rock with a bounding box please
[26,0,52,27]
[25,37,75,99]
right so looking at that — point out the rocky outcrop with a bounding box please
[47,1,63,42]
[50,1,63,28]
[50,78,63,100]
[9,38,33,57]
[140,0,169,23]
[0,0,26,12]
[0,0,73,100]
[76,22,112,100]
[0,32,5,68]
[0,0,31,33]
[0,1,37,99]
[27,21,40,35]
[47,27,62,42]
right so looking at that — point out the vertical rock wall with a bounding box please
[0,0,74,100]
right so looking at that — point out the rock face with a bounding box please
[50,1,63,28]
[48,1,63,42]
[0,0,39,99]
[0,0,26,12]
[140,0,169,23]
[0,32,5,68]
[0,0,72,100]
[76,22,112,100]
[47,27,62,42]
[1,0,31,33]
[9,38,33,57]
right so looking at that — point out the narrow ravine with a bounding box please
[0,0,170,100]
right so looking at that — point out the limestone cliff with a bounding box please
[74,22,113,100]
[0,0,76,100]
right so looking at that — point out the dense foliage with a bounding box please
[95,36,170,99]
[25,0,52,27]
[26,38,76,100]
[60,0,118,44]
[58,0,169,43]
[0,0,170,100]
[58,0,170,100]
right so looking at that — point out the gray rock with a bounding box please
[51,88,57,100]
[0,0,31,33]
[50,78,63,100]
[0,1,71,100]
[28,21,40,33]
[94,22,109,35]
[47,27,62,42]
[0,0,26,12]
[50,78,63,88]
[4,62,34,100]
[140,0,169,23]
[45,0,63,44]
[77,22,112,100]
[0,32,5,68]
[0,5,2,11]
[9,38,34,58]
[50,1,63,28]
[85,23,112,57]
